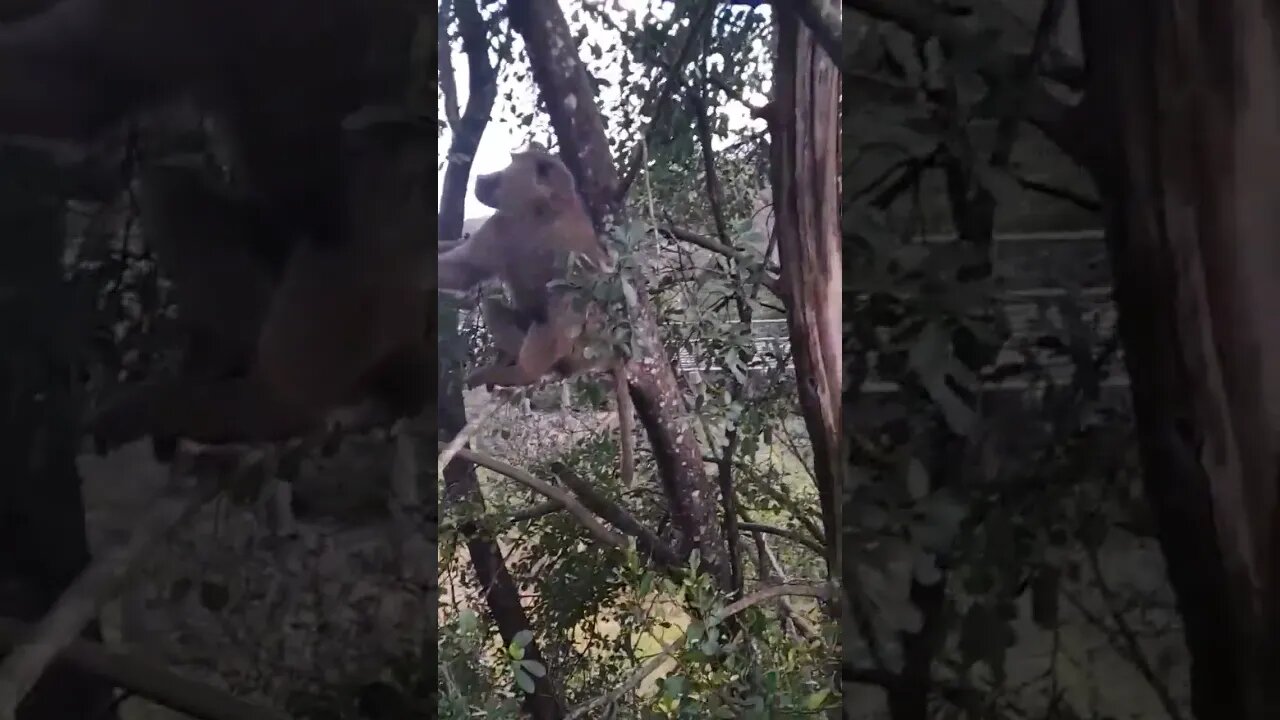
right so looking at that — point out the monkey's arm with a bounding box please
[438,241,497,292]
[0,0,195,139]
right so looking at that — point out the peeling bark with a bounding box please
[1080,0,1280,716]
[768,0,842,565]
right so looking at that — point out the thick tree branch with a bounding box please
[551,463,684,569]
[437,0,501,240]
[508,0,732,588]
[436,4,565,714]
[437,0,460,128]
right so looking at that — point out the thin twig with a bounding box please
[436,396,501,477]
[0,476,222,718]
[443,445,631,554]
[739,521,827,556]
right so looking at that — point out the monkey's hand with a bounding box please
[464,365,497,389]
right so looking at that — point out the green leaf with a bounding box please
[662,675,686,697]
[803,688,832,710]
[458,608,478,633]
[621,277,638,308]
[514,666,535,694]
[909,323,976,435]
[914,489,968,552]
[511,629,534,648]
[905,456,930,500]
[199,581,229,612]
[913,552,943,585]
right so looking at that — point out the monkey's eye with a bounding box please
[535,161,552,179]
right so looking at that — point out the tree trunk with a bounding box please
[767,0,843,570]
[436,1,567,716]
[0,147,116,719]
[1080,1,1280,716]
[506,0,732,588]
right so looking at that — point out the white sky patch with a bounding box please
[437,0,771,221]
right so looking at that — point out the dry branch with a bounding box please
[0,617,288,720]
[0,474,221,719]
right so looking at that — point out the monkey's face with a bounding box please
[474,149,576,215]
[474,171,502,209]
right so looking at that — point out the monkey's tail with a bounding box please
[613,363,635,488]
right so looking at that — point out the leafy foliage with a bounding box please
[438,0,834,716]
[842,3,1187,719]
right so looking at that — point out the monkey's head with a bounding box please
[474,147,577,217]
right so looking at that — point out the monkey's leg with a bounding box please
[462,298,532,385]
[465,319,574,388]
[149,326,261,461]
[361,341,431,419]
[254,240,423,415]
[481,297,531,356]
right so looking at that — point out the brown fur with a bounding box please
[0,0,408,247]
[438,147,635,485]
[91,119,431,449]
[0,0,429,448]
[135,159,282,382]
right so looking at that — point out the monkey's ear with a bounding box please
[525,141,549,153]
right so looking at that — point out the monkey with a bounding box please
[438,147,636,486]
[0,0,432,447]
[440,147,608,328]
[90,116,432,450]
[0,0,404,247]
[121,157,284,459]
[135,158,284,381]
[98,151,428,540]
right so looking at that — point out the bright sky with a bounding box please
[437,0,771,220]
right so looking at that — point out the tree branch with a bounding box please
[739,521,827,556]
[446,447,682,570]
[550,462,684,569]
[567,582,832,718]
[0,473,221,718]
[657,224,783,296]
[1014,174,1101,212]
[614,1,719,201]
[437,0,460,128]
[0,618,289,720]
